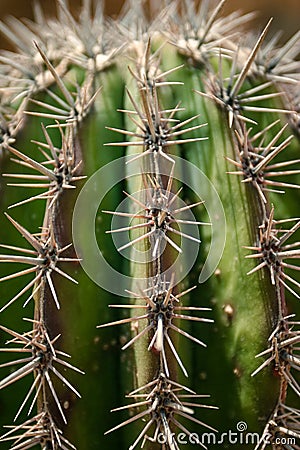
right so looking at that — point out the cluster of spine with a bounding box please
[0,1,299,449]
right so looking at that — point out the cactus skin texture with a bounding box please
[0,1,299,449]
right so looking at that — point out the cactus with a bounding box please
[0,1,299,449]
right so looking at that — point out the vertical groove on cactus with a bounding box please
[0,1,299,449]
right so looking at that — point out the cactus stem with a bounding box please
[0,1,299,447]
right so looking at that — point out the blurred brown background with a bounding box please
[0,0,299,49]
